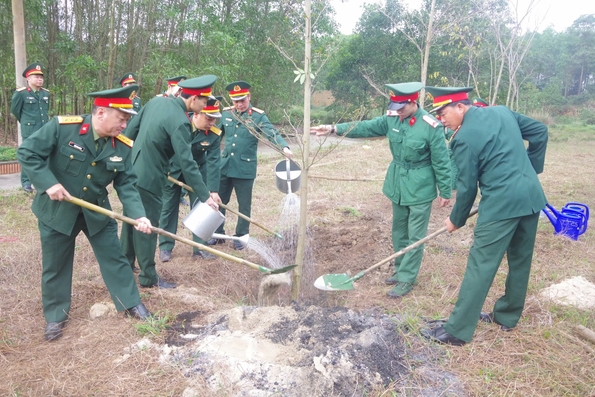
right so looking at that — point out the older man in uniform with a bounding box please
[422,86,548,346]
[17,85,153,341]
[159,96,223,261]
[120,73,142,113]
[12,63,51,192]
[156,76,186,98]
[120,75,219,288]
[209,81,292,250]
[311,82,452,298]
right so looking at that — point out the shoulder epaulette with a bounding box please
[16,87,27,92]
[251,107,264,114]
[223,106,233,111]
[41,87,51,93]
[57,116,84,124]
[115,134,134,148]
[422,114,441,129]
[209,126,222,136]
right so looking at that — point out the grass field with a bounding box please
[1,128,594,396]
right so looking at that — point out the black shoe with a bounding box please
[422,325,466,346]
[180,198,190,206]
[23,184,33,193]
[207,238,225,245]
[385,273,398,285]
[124,303,152,320]
[159,250,172,262]
[192,250,217,260]
[44,322,65,341]
[140,277,177,289]
[479,312,513,332]
[233,239,245,250]
[131,265,140,273]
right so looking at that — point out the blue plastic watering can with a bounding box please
[542,203,589,240]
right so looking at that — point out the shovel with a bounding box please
[314,208,479,291]
[167,175,283,239]
[67,197,295,275]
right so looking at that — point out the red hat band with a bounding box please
[433,92,470,107]
[389,92,418,103]
[93,97,133,109]
[229,87,249,98]
[182,87,213,97]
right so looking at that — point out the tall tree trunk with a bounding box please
[293,0,312,301]
[12,0,27,145]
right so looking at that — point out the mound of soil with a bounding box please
[126,304,464,396]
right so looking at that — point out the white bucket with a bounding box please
[182,201,225,241]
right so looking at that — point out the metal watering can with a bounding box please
[542,202,589,240]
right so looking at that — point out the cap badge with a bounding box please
[36,65,41,70]
[214,100,220,107]
[128,74,133,79]
[389,90,395,96]
[129,90,136,100]
[234,85,241,92]
[180,78,185,82]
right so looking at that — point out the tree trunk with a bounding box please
[292,0,312,301]
[12,0,27,146]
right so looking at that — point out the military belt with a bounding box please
[393,159,431,170]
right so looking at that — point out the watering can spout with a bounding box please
[542,204,561,233]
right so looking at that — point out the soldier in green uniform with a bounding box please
[159,96,223,262]
[208,81,292,250]
[12,63,51,192]
[16,85,153,341]
[156,76,186,98]
[120,75,218,289]
[311,82,452,298]
[120,73,142,113]
[422,86,548,346]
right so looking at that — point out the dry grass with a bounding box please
[1,134,595,396]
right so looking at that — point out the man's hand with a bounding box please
[46,184,72,201]
[437,197,450,207]
[310,125,334,136]
[444,217,458,233]
[206,196,219,211]
[210,192,222,204]
[135,217,152,234]
[282,147,293,158]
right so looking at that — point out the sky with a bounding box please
[330,0,595,34]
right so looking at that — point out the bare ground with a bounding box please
[1,135,595,396]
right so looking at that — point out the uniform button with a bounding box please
[83,187,88,191]
[247,159,251,162]
[235,125,238,128]
[231,153,234,156]
[232,143,235,146]
[91,162,96,166]
[234,134,237,137]
[70,155,74,159]
[87,175,91,179]
[114,169,117,173]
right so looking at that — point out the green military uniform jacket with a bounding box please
[219,105,288,179]
[336,106,451,205]
[17,115,146,236]
[124,96,210,201]
[449,106,547,227]
[11,86,51,138]
[167,119,222,192]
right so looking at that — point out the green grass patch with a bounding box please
[0,146,17,161]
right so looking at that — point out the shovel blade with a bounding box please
[313,273,354,291]
[261,264,297,275]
